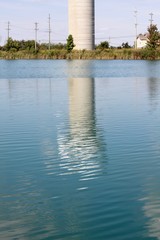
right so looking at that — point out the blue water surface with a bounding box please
[0,60,160,240]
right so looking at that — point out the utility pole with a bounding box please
[149,13,154,26]
[108,36,111,47]
[35,22,39,51]
[48,14,51,50]
[134,10,138,49]
[6,21,11,40]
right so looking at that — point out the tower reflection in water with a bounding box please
[58,61,107,180]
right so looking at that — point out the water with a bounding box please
[0,60,160,240]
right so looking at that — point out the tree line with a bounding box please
[0,36,131,53]
[0,24,160,60]
[0,38,66,52]
[66,24,160,59]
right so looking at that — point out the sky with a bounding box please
[0,0,160,46]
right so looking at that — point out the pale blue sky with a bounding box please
[0,0,160,46]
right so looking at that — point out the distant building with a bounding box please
[136,34,148,49]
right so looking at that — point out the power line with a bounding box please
[2,20,136,46]
[96,35,134,40]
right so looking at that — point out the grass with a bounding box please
[1,48,160,60]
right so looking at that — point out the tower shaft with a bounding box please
[68,0,95,50]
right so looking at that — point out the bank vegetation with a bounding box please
[1,48,160,60]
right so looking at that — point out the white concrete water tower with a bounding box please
[68,0,95,50]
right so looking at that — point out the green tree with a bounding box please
[66,34,75,53]
[97,41,109,49]
[24,40,38,52]
[147,24,160,50]
[121,42,131,49]
[145,24,160,59]
[4,37,16,51]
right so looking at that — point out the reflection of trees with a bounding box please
[148,77,160,99]
[145,60,160,111]
[147,77,160,111]
[58,77,107,180]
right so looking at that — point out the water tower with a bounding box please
[68,0,95,50]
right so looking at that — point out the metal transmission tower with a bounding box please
[35,22,39,51]
[149,13,154,26]
[48,14,51,50]
[68,0,95,50]
[6,21,11,40]
[134,10,138,49]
